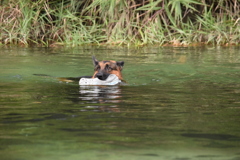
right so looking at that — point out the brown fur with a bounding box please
[92,56,124,81]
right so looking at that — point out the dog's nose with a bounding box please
[96,73,104,80]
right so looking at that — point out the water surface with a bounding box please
[0,46,240,160]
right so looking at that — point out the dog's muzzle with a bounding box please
[95,72,110,80]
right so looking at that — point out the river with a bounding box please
[0,46,240,160]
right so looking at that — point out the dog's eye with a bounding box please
[94,66,100,71]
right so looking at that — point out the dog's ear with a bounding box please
[92,56,98,66]
[116,61,124,70]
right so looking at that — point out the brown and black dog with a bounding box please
[91,56,124,81]
[34,56,125,83]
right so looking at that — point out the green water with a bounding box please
[0,46,240,160]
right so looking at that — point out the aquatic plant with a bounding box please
[0,0,239,46]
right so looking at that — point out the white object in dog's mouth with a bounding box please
[79,74,121,85]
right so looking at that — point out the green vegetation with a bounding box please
[0,0,239,46]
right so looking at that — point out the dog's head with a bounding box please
[92,56,124,80]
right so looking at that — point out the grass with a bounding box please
[0,0,239,47]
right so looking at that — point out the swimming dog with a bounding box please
[34,56,125,83]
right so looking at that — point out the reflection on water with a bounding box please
[0,46,240,160]
[79,86,121,101]
[79,86,122,112]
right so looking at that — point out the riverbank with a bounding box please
[1,0,239,47]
